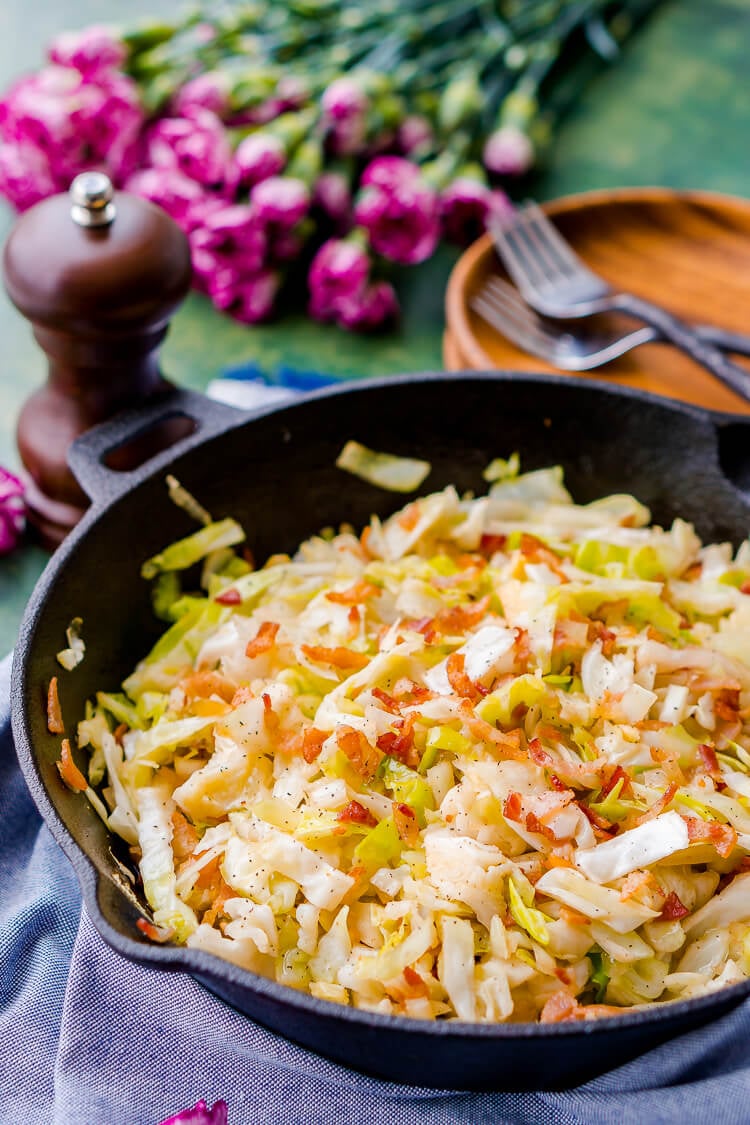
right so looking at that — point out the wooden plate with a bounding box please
[445,187,750,415]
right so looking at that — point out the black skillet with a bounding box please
[11,371,750,1090]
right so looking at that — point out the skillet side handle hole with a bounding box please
[104,413,197,472]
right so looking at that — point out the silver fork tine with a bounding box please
[472,293,552,353]
[513,204,573,284]
[523,201,584,276]
[478,281,562,348]
[489,218,548,292]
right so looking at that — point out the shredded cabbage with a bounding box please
[72,462,750,1024]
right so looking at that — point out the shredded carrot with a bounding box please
[46,676,64,735]
[136,918,174,943]
[56,738,87,792]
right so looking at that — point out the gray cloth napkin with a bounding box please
[3,652,750,1125]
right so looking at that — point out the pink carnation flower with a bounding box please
[48,25,126,75]
[396,115,434,158]
[483,125,534,177]
[321,77,368,155]
[0,467,25,555]
[250,176,310,230]
[173,73,231,119]
[145,108,236,192]
[235,133,286,188]
[0,65,143,191]
[335,279,398,331]
[354,157,439,265]
[189,203,267,292]
[125,167,205,231]
[0,140,57,211]
[308,236,371,320]
[312,170,352,232]
[440,178,513,245]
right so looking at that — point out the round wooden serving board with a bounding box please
[445,187,750,415]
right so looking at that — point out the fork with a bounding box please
[490,202,750,402]
[471,276,750,372]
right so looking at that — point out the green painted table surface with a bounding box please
[1,0,749,654]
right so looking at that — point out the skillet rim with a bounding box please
[11,368,750,1049]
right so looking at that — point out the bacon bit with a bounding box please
[246,621,280,658]
[549,773,568,793]
[261,692,279,734]
[457,552,487,571]
[347,605,361,633]
[214,587,241,605]
[326,581,381,605]
[479,533,507,556]
[113,723,128,747]
[525,811,556,840]
[336,725,382,779]
[554,967,572,985]
[683,562,703,581]
[519,533,569,582]
[397,503,422,531]
[503,792,523,822]
[46,676,64,734]
[201,882,234,927]
[194,853,223,891]
[392,677,435,705]
[588,620,617,656]
[136,918,174,943]
[402,965,429,998]
[697,743,722,781]
[540,992,622,1023]
[634,782,678,824]
[372,686,400,712]
[337,800,377,827]
[393,802,420,844]
[601,765,631,800]
[171,809,199,862]
[619,869,659,902]
[715,690,740,722]
[231,685,254,706]
[434,595,491,636]
[546,853,575,870]
[182,670,238,704]
[446,652,484,702]
[56,739,88,792]
[461,703,525,758]
[300,644,369,670]
[528,738,554,769]
[560,905,591,926]
[741,580,750,596]
[376,714,418,767]
[300,727,327,764]
[578,801,616,834]
[682,815,737,858]
[659,890,690,921]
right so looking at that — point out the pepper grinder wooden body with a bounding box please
[2,172,193,549]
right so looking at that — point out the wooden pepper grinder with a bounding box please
[3,171,193,548]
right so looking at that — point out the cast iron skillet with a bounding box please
[12,372,750,1091]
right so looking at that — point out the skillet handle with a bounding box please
[67,387,247,506]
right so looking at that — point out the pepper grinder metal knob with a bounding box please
[2,173,193,549]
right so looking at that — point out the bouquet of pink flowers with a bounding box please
[0,0,657,332]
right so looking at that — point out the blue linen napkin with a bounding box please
[4,655,750,1125]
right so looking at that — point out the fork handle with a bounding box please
[616,293,750,402]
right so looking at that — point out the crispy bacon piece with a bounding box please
[697,743,722,783]
[540,992,622,1023]
[136,918,174,943]
[503,792,523,822]
[578,801,617,834]
[434,595,491,636]
[337,800,377,827]
[326,581,380,605]
[372,686,400,712]
[376,714,418,767]
[261,692,279,734]
[519,534,569,582]
[392,677,435,705]
[447,652,479,700]
[600,765,631,800]
[46,676,64,734]
[659,891,690,921]
[715,689,741,722]
[171,809,199,862]
[214,587,241,605]
[546,853,575,871]
[479,533,507,557]
[201,882,235,927]
[56,739,88,792]
[588,620,617,656]
[634,782,678,825]
[393,802,420,844]
[682,815,737,858]
[231,685,253,706]
[525,811,556,840]
[336,725,382,779]
[181,670,238,704]
[402,965,429,998]
[460,702,525,758]
[300,644,369,670]
[301,727,328,764]
[245,621,280,658]
[113,723,128,747]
